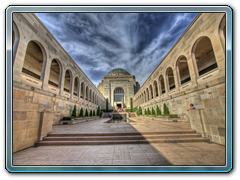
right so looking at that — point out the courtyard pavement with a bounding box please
[13,117,225,166]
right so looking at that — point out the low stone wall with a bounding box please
[188,109,225,145]
[59,117,100,125]
[138,116,182,122]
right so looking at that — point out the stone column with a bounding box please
[41,57,50,91]
[173,68,180,92]
[163,75,169,95]
[70,76,74,100]
[59,69,66,96]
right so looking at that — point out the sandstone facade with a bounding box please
[12,13,108,152]
[133,13,226,145]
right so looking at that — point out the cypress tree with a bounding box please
[138,106,142,115]
[72,105,77,117]
[145,109,147,115]
[130,98,133,112]
[163,103,169,115]
[90,110,92,116]
[156,105,161,115]
[97,106,100,116]
[152,107,155,115]
[79,107,83,116]
[85,109,88,116]
[106,98,109,112]
[93,110,95,116]
[147,107,150,115]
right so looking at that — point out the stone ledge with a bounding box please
[59,117,101,125]
[138,116,182,122]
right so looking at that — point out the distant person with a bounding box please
[187,103,196,111]
[109,112,111,118]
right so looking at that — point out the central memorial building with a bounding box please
[97,68,140,108]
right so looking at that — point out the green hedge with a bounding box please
[139,114,178,118]
[101,109,113,112]
[62,116,99,120]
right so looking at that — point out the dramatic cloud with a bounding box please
[36,13,198,87]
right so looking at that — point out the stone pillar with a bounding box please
[163,75,169,95]
[42,58,50,91]
[173,68,180,92]
[70,76,74,100]
[59,69,65,96]
[38,111,54,141]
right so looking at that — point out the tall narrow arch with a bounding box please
[166,67,175,91]
[193,36,218,76]
[48,59,62,88]
[13,21,20,64]
[73,77,79,96]
[149,85,153,99]
[153,80,158,97]
[114,87,124,102]
[176,56,191,85]
[146,88,149,101]
[85,86,89,101]
[159,75,165,94]
[219,15,226,50]
[22,40,46,81]
[64,69,72,92]
[80,82,84,99]
[89,89,92,102]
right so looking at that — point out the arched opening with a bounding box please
[48,59,61,88]
[73,77,79,96]
[89,89,92,102]
[80,82,84,99]
[114,88,124,102]
[86,86,89,100]
[166,67,175,91]
[149,85,153,99]
[144,91,146,102]
[64,70,71,92]
[176,56,191,85]
[194,36,218,76]
[22,41,45,80]
[219,15,226,50]
[159,75,165,94]
[93,92,95,103]
[13,21,20,64]
[146,88,149,101]
[153,81,158,97]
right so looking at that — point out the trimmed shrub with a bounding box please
[123,104,126,108]
[93,110,95,116]
[72,105,77,117]
[147,108,151,115]
[163,103,169,115]
[156,105,161,115]
[106,98,109,112]
[85,109,88,116]
[90,110,92,116]
[79,108,83,117]
[138,106,142,115]
[130,98,133,112]
[151,107,155,115]
[97,106,101,116]
[145,109,147,115]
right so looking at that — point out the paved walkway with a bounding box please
[13,118,225,165]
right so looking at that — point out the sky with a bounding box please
[35,13,198,87]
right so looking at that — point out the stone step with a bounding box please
[43,134,202,141]
[35,137,210,146]
[47,130,197,137]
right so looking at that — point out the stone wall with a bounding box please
[12,13,108,152]
[133,13,226,145]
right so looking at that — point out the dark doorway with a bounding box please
[117,104,122,108]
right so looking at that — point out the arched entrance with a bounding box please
[114,87,124,108]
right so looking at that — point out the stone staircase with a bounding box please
[35,130,210,146]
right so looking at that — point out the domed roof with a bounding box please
[107,68,130,75]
